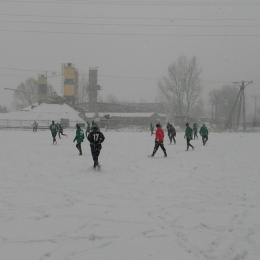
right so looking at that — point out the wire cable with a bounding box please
[1,13,260,21]
[1,0,260,5]
[0,67,248,84]
[1,20,260,27]
[1,29,260,36]
[0,72,233,85]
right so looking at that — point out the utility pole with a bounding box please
[251,95,260,126]
[225,81,253,130]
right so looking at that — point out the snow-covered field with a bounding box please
[1,130,260,260]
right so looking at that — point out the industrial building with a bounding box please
[3,63,168,128]
[80,68,167,113]
[62,63,79,106]
[77,67,168,126]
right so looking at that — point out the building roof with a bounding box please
[85,112,166,118]
[0,103,85,122]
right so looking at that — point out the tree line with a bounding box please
[0,105,9,113]
[7,55,244,122]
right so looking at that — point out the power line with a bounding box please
[1,29,260,36]
[98,76,232,83]
[0,66,46,72]
[0,66,245,84]
[0,72,233,85]
[0,67,62,76]
[0,73,233,85]
[0,73,31,78]
[2,20,260,27]
[0,67,62,81]
[1,13,260,21]
[1,1,260,5]
[97,74,158,81]
[88,73,232,83]
[0,68,159,81]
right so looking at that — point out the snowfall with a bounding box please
[0,129,260,260]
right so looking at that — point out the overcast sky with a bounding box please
[0,0,260,112]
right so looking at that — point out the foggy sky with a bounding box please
[0,0,260,114]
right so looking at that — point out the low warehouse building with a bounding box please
[84,112,166,128]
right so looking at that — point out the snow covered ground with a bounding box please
[1,130,260,260]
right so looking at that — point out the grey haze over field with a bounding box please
[0,0,260,112]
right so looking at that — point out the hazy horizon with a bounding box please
[1,0,260,114]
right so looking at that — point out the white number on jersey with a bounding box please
[94,134,99,142]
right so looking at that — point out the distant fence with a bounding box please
[0,119,153,132]
[0,119,85,129]
[0,119,145,130]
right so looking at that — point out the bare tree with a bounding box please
[0,105,9,113]
[208,85,238,119]
[13,78,38,110]
[139,98,147,103]
[154,96,164,103]
[78,74,88,105]
[209,89,221,118]
[106,93,119,103]
[189,99,205,118]
[158,55,202,116]
[185,56,203,115]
